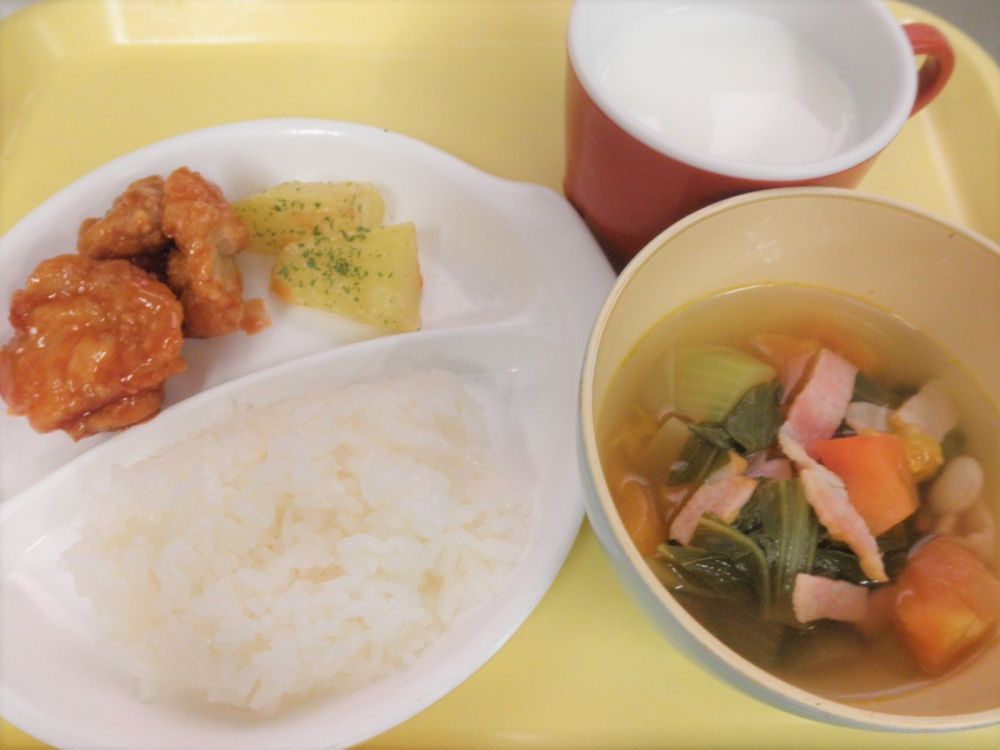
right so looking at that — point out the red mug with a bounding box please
[564,0,954,269]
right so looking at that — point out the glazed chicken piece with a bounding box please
[62,387,167,440]
[0,255,186,440]
[77,175,170,259]
[162,167,252,338]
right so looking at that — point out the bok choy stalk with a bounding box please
[640,346,776,423]
[633,416,689,483]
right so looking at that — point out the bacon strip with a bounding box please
[792,573,869,624]
[782,348,857,456]
[776,348,887,580]
[746,457,792,480]
[780,425,887,582]
[669,474,758,545]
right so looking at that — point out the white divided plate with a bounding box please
[0,119,615,749]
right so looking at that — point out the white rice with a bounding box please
[61,369,530,714]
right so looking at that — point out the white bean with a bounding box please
[955,500,997,564]
[845,401,890,433]
[928,455,983,517]
[894,379,960,442]
[933,513,958,535]
[961,499,995,535]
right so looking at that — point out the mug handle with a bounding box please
[904,22,955,115]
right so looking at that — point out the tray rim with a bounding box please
[2,1,999,748]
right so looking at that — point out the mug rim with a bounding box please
[567,0,919,182]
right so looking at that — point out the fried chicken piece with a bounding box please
[0,255,186,440]
[162,167,255,338]
[61,386,166,441]
[125,245,171,284]
[165,248,245,338]
[77,175,170,259]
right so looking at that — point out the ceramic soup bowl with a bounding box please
[579,187,1000,731]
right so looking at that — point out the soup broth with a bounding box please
[599,284,1000,708]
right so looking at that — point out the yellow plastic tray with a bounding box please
[2,1,998,747]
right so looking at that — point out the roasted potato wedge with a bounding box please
[270,223,422,332]
[234,181,385,254]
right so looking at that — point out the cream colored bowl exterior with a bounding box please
[579,187,1000,731]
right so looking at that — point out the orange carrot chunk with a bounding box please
[615,480,668,557]
[814,432,918,536]
[891,536,1000,674]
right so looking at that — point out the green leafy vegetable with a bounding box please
[733,489,766,535]
[688,422,737,451]
[650,545,753,602]
[811,547,867,585]
[811,518,920,586]
[667,428,726,486]
[655,480,829,655]
[750,480,820,626]
[689,515,771,613]
[723,381,783,453]
[684,480,820,625]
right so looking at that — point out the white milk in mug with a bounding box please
[597,6,860,166]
